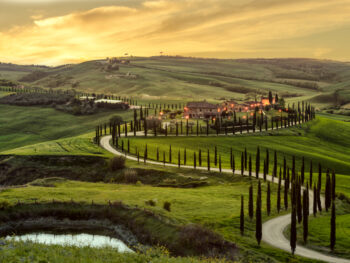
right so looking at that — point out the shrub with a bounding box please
[122,169,138,184]
[163,201,171,212]
[145,199,157,206]
[0,200,10,210]
[109,156,125,171]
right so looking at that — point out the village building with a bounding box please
[184,101,218,119]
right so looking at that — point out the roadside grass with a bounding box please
[0,104,133,152]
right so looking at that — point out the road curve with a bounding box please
[100,135,350,263]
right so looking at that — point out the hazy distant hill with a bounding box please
[1,57,350,108]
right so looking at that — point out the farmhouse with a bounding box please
[184,100,218,119]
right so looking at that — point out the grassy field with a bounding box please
[0,170,322,263]
[0,104,133,152]
[2,57,350,108]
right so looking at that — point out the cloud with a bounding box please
[1,0,350,65]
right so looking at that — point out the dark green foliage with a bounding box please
[309,160,313,188]
[163,201,171,212]
[199,149,202,166]
[330,201,336,251]
[214,146,217,166]
[249,184,254,219]
[169,145,172,163]
[290,205,297,254]
[109,156,126,171]
[219,155,222,172]
[255,146,260,179]
[244,147,248,170]
[263,159,267,181]
[249,155,252,177]
[303,188,309,244]
[256,180,262,245]
[266,148,269,174]
[240,195,244,235]
[193,152,196,169]
[277,168,281,213]
[297,180,303,223]
[313,184,317,216]
[207,149,210,171]
[301,157,305,185]
[273,150,277,179]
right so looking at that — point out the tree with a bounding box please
[313,184,317,216]
[268,91,273,105]
[266,148,269,174]
[178,150,181,168]
[249,184,254,219]
[232,152,235,174]
[301,157,305,185]
[273,150,277,179]
[199,149,202,166]
[325,169,331,212]
[240,195,244,235]
[249,155,252,177]
[277,167,281,213]
[169,145,172,163]
[193,152,196,169]
[267,182,271,216]
[256,146,260,178]
[330,200,336,251]
[310,160,313,188]
[214,146,218,166]
[263,159,267,181]
[245,147,248,169]
[256,180,262,245]
[184,148,187,165]
[219,154,222,172]
[290,205,297,254]
[303,188,309,244]
[297,180,303,223]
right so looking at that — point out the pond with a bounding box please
[6,233,133,252]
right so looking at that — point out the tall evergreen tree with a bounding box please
[330,200,336,251]
[199,149,202,166]
[313,184,317,216]
[169,145,172,163]
[249,155,252,178]
[256,180,262,245]
[297,180,303,223]
[325,170,331,212]
[273,150,277,179]
[303,188,309,244]
[310,160,313,188]
[245,147,248,169]
[249,184,254,219]
[230,148,233,169]
[178,150,181,168]
[184,148,187,165]
[219,154,222,173]
[290,205,297,254]
[266,148,269,174]
[277,167,281,213]
[193,152,196,169]
[240,195,244,235]
[263,159,267,181]
[214,146,218,166]
[232,152,235,174]
[299,156,304,185]
[256,146,260,179]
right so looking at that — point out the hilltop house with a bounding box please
[184,101,218,119]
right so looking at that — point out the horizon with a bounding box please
[1,0,350,65]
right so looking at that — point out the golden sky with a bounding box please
[0,0,350,65]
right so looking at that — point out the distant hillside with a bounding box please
[1,57,350,107]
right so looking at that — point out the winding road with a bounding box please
[100,134,350,263]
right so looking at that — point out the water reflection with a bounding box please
[6,233,133,252]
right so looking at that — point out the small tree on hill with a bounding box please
[256,181,262,245]
[249,184,254,219]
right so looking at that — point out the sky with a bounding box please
[0,0,350,65]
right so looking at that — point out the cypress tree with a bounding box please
[169,145,172,163]
[301,157,305,185]
[249,184,254,219]
[230,148,233,169]
[256,146,260,179]
[303,188,309,244]
[219,154,222,173]
[193,152,196,169]
[199,149,202,166]
[330,200,336,251]
[273,150,277,179]
[266,148,269,174]
[249,155,252,178]
[310,160,313,188]
[284,170,289,210]
[207,149,210,171]
[241,152,244,176]
[240,195,244,235]
[297,180,303,224]
[313,184,317,216]
[256,180,262,245]
[292,156,296,181]
[263,159,267,181]
[245,147,248,169]
[277,167,281,213]
[184,148,187,165]
[325,170,331,212]
[267,182,271,216]
[290,205,297,254]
